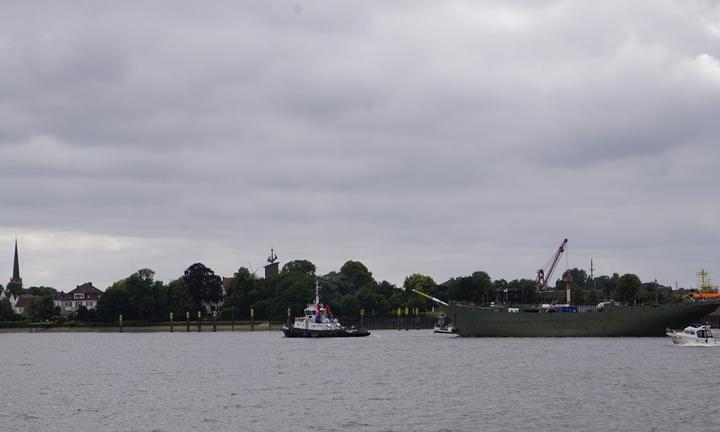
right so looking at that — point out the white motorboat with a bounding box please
[666,324,716,346]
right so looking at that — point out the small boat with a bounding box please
[282,281,370,338]
[666,324,716,346]
[433,314,456,335]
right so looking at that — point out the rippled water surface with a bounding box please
[2,330,720,432]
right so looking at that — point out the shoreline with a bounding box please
[0,322,279,333]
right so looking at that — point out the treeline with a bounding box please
[0,260,676,323]
[552,268,672,304]
[81,262,674,322]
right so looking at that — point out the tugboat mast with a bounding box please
[315,278,320,306]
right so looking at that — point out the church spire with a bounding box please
[11,238,21,286]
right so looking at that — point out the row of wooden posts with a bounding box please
[115,306,432,332]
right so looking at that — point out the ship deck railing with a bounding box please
[453,297,719,313]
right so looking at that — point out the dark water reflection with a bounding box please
[1,331,719,431]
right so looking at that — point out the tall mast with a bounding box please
[315,279,320,305]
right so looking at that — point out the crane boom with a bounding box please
[412,289,449,306]
[536,238,568,289]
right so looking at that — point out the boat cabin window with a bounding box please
[698,330,712,338]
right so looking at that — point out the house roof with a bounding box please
[69,283,103,295]
[222,277,235,295]
[15,295,38,308]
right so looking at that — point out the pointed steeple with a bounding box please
[10,239,21,286]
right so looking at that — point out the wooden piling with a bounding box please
[397,307,401,330]
[212,311,217,332]
[360,308,365,328]
[405,307,409,330]
[186,311,190,332]
[170,312,174,333]
[197,311,202,332]
[250,308,255,332]
[119,314,123,333]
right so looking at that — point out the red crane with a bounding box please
[536,238,568,289]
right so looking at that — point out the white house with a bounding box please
[54,283,103,314]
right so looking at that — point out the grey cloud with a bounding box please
[1,1,719,290]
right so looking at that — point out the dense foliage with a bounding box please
[1,259,680,324]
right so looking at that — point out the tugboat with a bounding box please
[282,281,370,338]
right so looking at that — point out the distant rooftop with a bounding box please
[69,283,103,295]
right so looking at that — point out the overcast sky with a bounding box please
[2,1,720,292]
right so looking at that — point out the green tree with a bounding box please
[388,290,407,310]
[101,269,167,321]
[168,278,192,316]
[555,268,590,290]
[96,285,131,322]
[26,286,57,297]
[223,268,260,317]
[508,279,537,304]
[76,305,98,322]
[403,273,438,309]
[446,277,474,302]
[24,295,55,321]
[493,279,509,303]
[339,261,375,294]
[406,295,426,312]
[403,274,436,294]
[635,283,657,304]
[183,263,223,311]
[316,273,345,308]
[446,272,492,303]
[471,271,493,301]
[340,294,360,316]
[250,298,272,319]
[0,298,17,320]
[614,273,641,302]
[356,286,390,316]
[569,286,587,305]
[595,273,620,298]
[267,271,315,318]
[282,260,316,275]
[124,269,163,320]
[6,281,23,296]
[377,280,399,299]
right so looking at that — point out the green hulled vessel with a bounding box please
[415,239,720,337]
[448,301,720,337]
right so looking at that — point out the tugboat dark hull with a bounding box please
[282,325,370,338]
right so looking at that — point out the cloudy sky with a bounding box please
[2,1,720,292]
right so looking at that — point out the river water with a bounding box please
[1,330,719,432]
